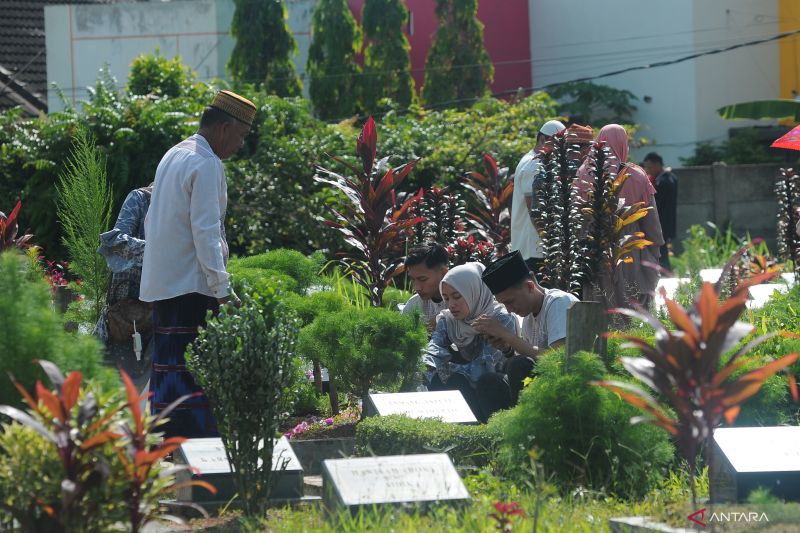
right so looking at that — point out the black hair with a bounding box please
[404,242,449,269]
[199,106,238,129]
[643,152,663,166]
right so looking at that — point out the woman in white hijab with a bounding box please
[423,262,518,421]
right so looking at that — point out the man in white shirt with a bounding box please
[510,120,566,274]
[401,243,449,335]
[140,90,255,438]
[473,250,578,414]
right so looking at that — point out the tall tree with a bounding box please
[422,0,493,107]
[307,0,362,120]
[361,0,414,113]
[228,0,302,97]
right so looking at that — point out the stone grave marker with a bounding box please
[321,453,470,511]
[565,301,607,358]
[699,268,724,284]
[174,435,303,503]
[365,390,477,423]
[712,426,800,502]
[746,284,786,309]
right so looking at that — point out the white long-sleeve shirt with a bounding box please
[140,134,231,302]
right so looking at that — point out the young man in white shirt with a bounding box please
[140,90,255,438]
[401,243,449,335]
[510,120,566,274]
[473,250,578,415]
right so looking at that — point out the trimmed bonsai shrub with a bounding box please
[0,251,112,407]
[228,266,299,295]
[355,415,499,469]
[281,290,348,327]
[297,305,427,416]
[229,249,323,293]
[491,350,674,498]
[187,289,300,516]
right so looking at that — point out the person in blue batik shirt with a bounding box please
[424,262,518,422]
[96,185,153,351]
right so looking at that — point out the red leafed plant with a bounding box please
[315,116,423,306]
[593,247,799,507]
[0,361,214,532]
[462,153,513,255]
[0,200,34,251]
[0,360,125,530]
[448,234,495,267]
[116,370,215,533]
[489,500,525,531]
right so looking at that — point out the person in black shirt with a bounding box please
[643,152,678,272]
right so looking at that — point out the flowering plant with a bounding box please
[283,408,359,439]
[489,501,525,531]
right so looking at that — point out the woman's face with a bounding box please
[441,281,469,320]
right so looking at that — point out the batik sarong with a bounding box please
[150,292,218,438]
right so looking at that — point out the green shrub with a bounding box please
[281,290,348,326]
[0,424,64,529]
[229,266,299,294]
[490,350,674,498]
[0,252,112,407]
[128,51,194,98]
[355,415,499,469]
[297,305,427,408]
[229,248,323,293]
[186,288,300,516]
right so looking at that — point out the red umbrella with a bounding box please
[771,124,800,151]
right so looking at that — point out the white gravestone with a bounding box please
[365,391,478,424]
[712,426,800,502]
[174,435,303,502]
[321,453,470,510]
[746,284,787,309]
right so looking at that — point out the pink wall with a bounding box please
[347,0,531,98]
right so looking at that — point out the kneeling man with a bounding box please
[402,243,449,335]
[473,250,578,414]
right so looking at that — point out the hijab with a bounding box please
[575,124,655,203]
[438,262,507,349]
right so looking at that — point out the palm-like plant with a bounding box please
[594,251,799,506]
[577,142,653,307]
[462,153,513,255]
[315,117,423,307]
[776,167,800,281]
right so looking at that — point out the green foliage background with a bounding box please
[422,0,493,106]
[228,0,302,97]
[307,0,362,120]
[361,0,415,114]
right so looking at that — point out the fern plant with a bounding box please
[776,167,800,281]
[56,128,113,325]
[532,133,585,294]
[407,186,466,246]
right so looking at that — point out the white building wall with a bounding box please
[529,0,780,164]
[45,0,318,112]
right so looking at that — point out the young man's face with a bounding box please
[494,282,535,316]
[642,159,662,177]
[406,263,448,301]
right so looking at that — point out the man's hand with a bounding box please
[217,292,242,309]
[486,334,511,353]
[471,315,513,342]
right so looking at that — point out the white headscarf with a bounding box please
[439,262,507,349]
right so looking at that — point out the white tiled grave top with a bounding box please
[368,391,477,423]
[178,436,301,475]
[714,426,800,473]
[323,453,469,506]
